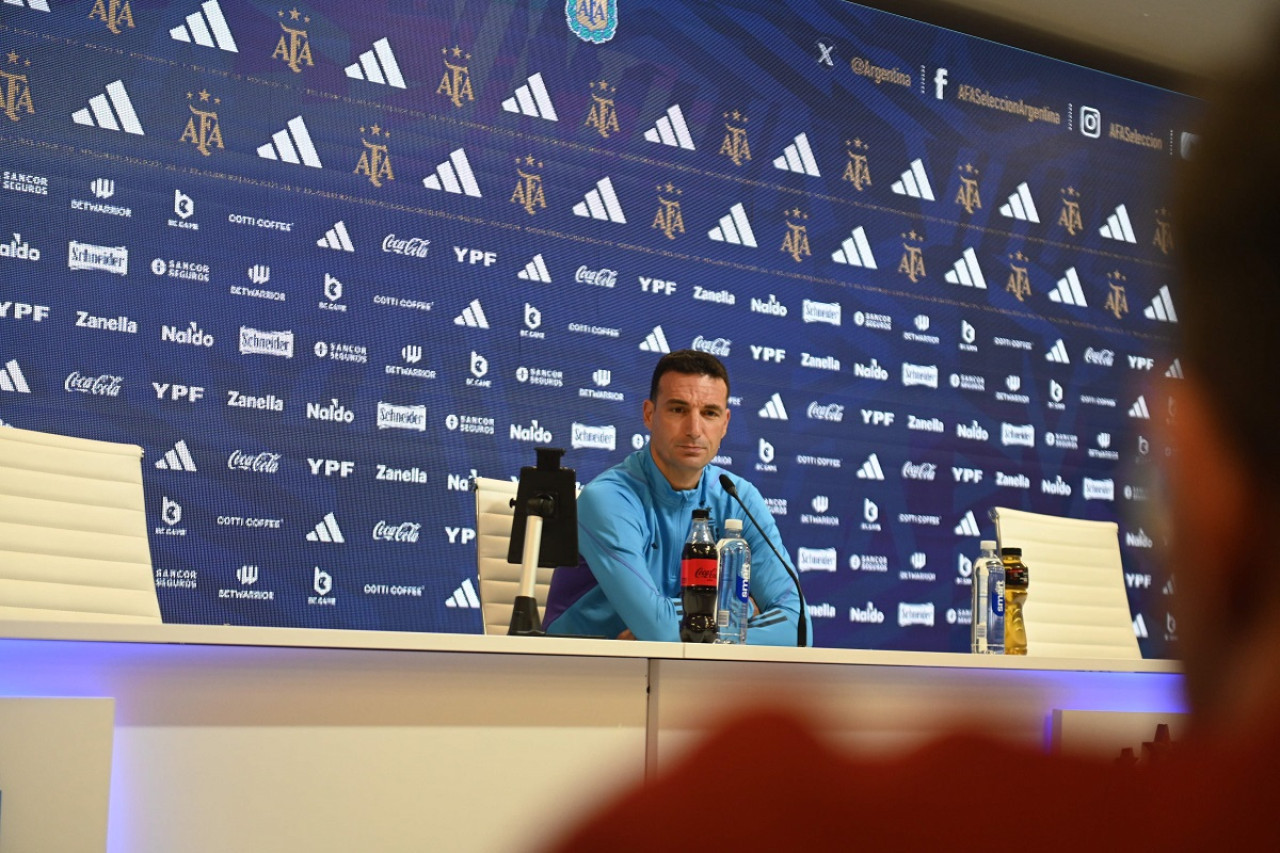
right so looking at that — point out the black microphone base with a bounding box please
[507,595,545,636]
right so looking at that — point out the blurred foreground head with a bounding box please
[1169,22,1280,731]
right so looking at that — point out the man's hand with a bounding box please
[616,629,636,641]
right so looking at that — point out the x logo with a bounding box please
[816,41,835,67]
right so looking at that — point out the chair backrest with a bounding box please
[472,476,558,635]
[990,506,1140,659]
[0,426,161,623]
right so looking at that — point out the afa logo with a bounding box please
[567,0,617,44]
[1,52,35,124]
[180,90,224,157]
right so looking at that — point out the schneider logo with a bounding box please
[802,299,841,326]
[901,363,938,389]
[68,241,127,275]
[898,602,935,627]
[377,402,427,431]
[797,547,837,572]
[570,422,615,450]
[1001,423,1035,447]
[238,327,293,358]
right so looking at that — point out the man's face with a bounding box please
[643,371,731,490]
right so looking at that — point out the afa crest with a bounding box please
[567,0,617,44]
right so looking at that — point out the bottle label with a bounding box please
[681,557,718,587]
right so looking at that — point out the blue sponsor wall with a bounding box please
[0,0,1191,652]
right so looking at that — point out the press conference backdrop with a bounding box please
[0,0,1191,654]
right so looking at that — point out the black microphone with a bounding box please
[719,473,808,648]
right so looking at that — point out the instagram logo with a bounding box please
[1080,105,1101,138]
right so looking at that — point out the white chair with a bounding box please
[0,426,161,623]
[472,476,557,636]
[989,507,1140,659]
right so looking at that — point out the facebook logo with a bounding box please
[933,67,949,100]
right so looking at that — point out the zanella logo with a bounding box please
[64,371,123,396]
[691,336,731,357]
[377,402,427,431]
[574,265,617,287]
[797,548,837,572]
[238,327,293,357]
[901,363,938,388]
[571,422,615,450]
[1001,423,1035,447]
[382,233,430,257]
[806,402,844,422]
[227,450,282,473]
[68,241,127,275]
[901,460,938,481]
[373,521,422,543]
[802,299,841,325]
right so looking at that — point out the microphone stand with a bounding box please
[719,474,808,648]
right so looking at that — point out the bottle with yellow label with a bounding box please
[1002,547,1030,655]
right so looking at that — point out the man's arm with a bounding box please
[577,483,682,642]
[731,481,810,646]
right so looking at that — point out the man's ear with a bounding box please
[642,398,654,431]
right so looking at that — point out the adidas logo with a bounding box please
[72,80,144,136]
[639,325,670,354]
[773,133,820,177]
[856,453,885,480]
[999,181,1039,223]
[454,299,490,329]
[317,221,354,252]
[573,176,626,224]
[643,104,695,150]
[1099,203,1137,243]
[155,439,197,472]
[831,226,876,268]
[1144,285,1178,323]
[1133,613,1148,639]
[422,148,481,197]
[1128,395,1151,419]
[9,0,50,10]
[518,253,552,282]
[708,202,757,247]
[0,358,32,393]
[1165,358,1184,379]
[943,247,986,288]
[445,577,481,609]
[502,72,559,121]
[344,37,405,88]
[954,510,981,537]
[306,512,345,543]
[758,393,788,420]
[257,116,323,168]
[170,1,238,52]
[1045,338,1070,364]
[891,158,934,201]
[1048,267,1087,307]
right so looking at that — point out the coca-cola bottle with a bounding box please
[679,508,719,643]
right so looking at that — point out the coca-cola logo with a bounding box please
[226,450,282,473]
[574,265,618,287]
[901,461,938,481]
[382,234,430,258]
[64,371,123,396]
[372,520,422,543]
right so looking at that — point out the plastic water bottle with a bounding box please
[970,540,999,653]
[713,519,751,644]
[986,549,1006,655]
[1002,547,1028,655]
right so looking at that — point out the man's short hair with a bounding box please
[648,349,731,401]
